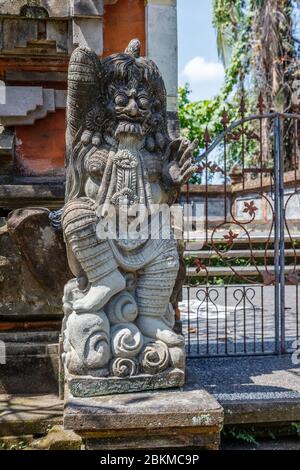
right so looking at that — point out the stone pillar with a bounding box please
[71,0,105,55]
[145,0,178,115]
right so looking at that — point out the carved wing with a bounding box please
[66,47,102,154]
[65,47,103,201]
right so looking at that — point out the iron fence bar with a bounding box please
[187,286,191,356]
[261,285,265,353]
[278,116,286,353]
[184,112,300,358]
[273,115,281,354]
[187,352,282,359]
[198,112,300,161]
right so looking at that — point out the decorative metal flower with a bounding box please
[243,201,258,217]
[194,258,207,274]
[223,229,239,245]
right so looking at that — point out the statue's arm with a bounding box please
[161,138,198,189]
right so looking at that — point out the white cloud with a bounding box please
[180,56,225,101]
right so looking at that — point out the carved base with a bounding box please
[67,368,184,397]
[62,286,186,394]
[63,370,224,450]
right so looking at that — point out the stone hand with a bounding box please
[162,138,198,187]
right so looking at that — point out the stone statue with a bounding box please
[62,39,197,395]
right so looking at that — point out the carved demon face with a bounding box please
[112,85,151,137]
[83,42,169,151]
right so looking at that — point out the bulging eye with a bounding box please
[114,94,128,107]
[137,95,150,110]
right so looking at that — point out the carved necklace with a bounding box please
[111,149,139,207]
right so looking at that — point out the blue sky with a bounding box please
[177,0,225,101]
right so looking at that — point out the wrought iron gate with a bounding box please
[182,101,300,357]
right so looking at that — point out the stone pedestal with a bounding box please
[64,371,224,450]
[67,368,184,397]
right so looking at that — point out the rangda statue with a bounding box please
[62,39,197,396]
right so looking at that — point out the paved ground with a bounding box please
[188,355,300,401]
[0,394,62,437]
[221,438,300,450]
[181,285,300,355]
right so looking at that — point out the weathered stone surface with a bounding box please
[61,39,197,393]
[146,0,178,112]
[0,0,107,18]
[31,425,81,450]
[0,331,59,395]
[65,387,222,432]
[67,369,184,397]
[7,207,70,305]
[0,218,53,317]
[1,88,67,126]
[72,18,103,55]
[64,373,223,450]
[0,86,43,117]
[0,1,108,57]
[0,394,63,437]
[0,184,64,209]
[0,209,69,319]
[224,400,300,425]
[0,128,14,156]
[84,428,221,451]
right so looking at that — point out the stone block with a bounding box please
[31,425,81,450]
[72,18,103,54]
[0,86,43,117]
[71,0,104,17]
[0,184,64,209]
[0,88,67,126]
[0,0,107,18]
[64,372,224,450]
[146,1,178,111]
[0,1,69,18]
[0,394,63,437]
[0,128,14,175]
[2,18,37,50]
[46,20,68,53]
[0,331,60,395]
[7,207,70,296]
[67,368,184,397]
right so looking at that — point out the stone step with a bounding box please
[0,333,59,395]
[0,330,59,343]
[64,369,224,451]
[0,394,63,438]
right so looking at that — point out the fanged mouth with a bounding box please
[115,121,143,136]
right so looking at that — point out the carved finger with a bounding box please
[180,165,197,184]
[177,139,190,161]
[179,139,198,167]
[164,138,182,161]
[180,158,193,175]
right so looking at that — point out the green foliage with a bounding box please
[291,422,300,436]
[178,1,255,169]
[222,425,259,446]
[213,0,246,66]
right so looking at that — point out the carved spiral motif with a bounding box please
[106,292,138,324]
[140,340,170,375]
[111,357,138,377]
[111,323,143,358]
[63,311,111,375]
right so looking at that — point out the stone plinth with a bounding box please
[67,368,184,397]
[64,372,224,450]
